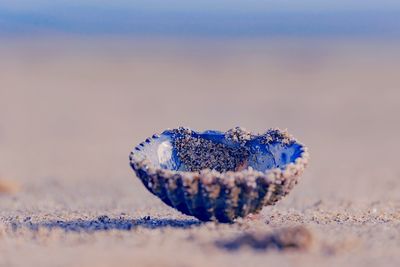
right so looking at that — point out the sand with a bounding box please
[0,37,400,267]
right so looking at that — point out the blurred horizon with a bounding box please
[1,1,400,38]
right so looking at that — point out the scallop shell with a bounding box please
[129,127,309,223]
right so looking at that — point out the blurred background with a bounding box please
[0,0,399,202]
[1,3,400,266]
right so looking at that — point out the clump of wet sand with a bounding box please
[216,225,313,251]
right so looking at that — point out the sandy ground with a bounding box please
[0,37,400,267]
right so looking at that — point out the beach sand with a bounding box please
[0,38,399,267]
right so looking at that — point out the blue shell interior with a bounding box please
[135,129,303,173]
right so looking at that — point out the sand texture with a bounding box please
[0,38,400,267]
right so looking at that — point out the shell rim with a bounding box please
[129,127,310,184]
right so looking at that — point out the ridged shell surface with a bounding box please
[129,127,309,223]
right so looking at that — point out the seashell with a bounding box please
[129,127,309,223]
